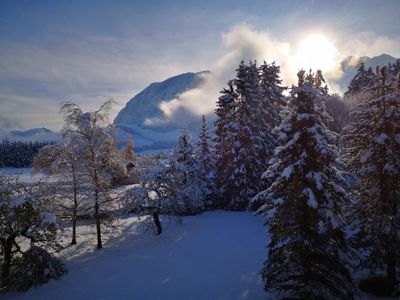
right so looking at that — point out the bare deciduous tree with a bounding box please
[60,101,125,249]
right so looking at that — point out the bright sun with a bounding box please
[294,34,337,72]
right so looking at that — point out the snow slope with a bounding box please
[4,211,268,300]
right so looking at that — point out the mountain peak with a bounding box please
[113,71,209,152]
[114,71,208,129]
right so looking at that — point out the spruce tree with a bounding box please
[195,115,214,207]
[259,61,286,128]
[214,80,238,208]
[126,133,135,162]
[170,126,204,215]
[254,70,356,299]
[345,63,375,96]
[214,61,276,210]
[343,67,400,285]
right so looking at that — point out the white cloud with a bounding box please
[145,25,296,125]
[338,32,400,59]
[149,26,400,123]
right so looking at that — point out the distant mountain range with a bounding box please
[2,54,398,152]
[1,127,61,143]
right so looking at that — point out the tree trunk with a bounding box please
[387,248,397,284]
[71,214,77,245]
[1,239,13,287]
[387,194,398,284]
[153,212,162,235]
[71,165,78,245]
[94,194,102,249]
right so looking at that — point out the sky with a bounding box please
[0,0,399,132]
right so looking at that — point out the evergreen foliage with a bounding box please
[0,140,56,168]
[343,67,400,286]
[195,115,215,207]
[0,177,63,291]
[10,246,66,292]
[254,70,356,299]
[214,61,280,210]
[140,127,205,216]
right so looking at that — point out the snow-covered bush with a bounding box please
[137,128,206,216]
[0,177,63,291]
[9,246,66,292]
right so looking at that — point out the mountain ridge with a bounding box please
[1,127,61,142]
[336,53,399,91]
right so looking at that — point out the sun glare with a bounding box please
[294,34,337,72]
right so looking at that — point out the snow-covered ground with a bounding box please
[0,167,61,183]
[4,211,269,300]
[0,167,48,183]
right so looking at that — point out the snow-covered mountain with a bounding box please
[114,71,209,152]
[334,53,399,92]
[1,128,61,142]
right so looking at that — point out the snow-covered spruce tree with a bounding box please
[119,133,139,185]
[213,80,237,208]
[140,128,204,216]
[125,133,136,162]
[258,61,286,128]
[60,101,126,249]
[195,115,215,208]
[343,68,400,286]
[169,127,204,215]
[214,61,275,210]
[244,61,276,167]
[345,63,375,96]
[254,70,356,299]
[217,61,256,210]
[0,177,65,291]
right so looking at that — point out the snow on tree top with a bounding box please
[373,133,388,144]
[396,134,400,144]
[41,212,57,224]
[302,188,318,208]
[281,164,293,180]
[9,195,28,208]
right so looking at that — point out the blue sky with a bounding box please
[0,0,399,131]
